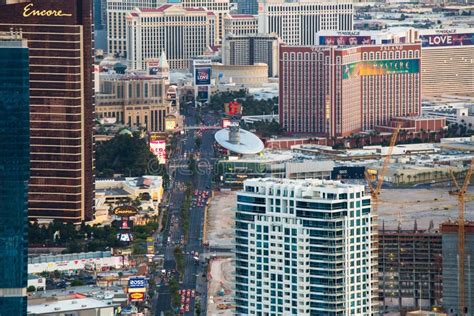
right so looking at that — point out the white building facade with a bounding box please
[126,5,216,70]
[223,13,258,37]
[106,0,160,56]
[235,178,376,315]
[181,0,230,43]
[257,0,353,46]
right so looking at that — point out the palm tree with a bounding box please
[407,174,412,183]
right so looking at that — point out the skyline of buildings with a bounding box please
[0,0,95,222]
[0,0,473,313]
[0,32,29,315]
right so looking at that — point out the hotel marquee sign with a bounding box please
[23,3,72,17]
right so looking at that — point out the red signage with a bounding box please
[224,101,242,116]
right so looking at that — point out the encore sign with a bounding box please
[23,3,72,17]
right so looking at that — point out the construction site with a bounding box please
[204,123,474,314]
[368,125,474,315]
[206,191,236,315]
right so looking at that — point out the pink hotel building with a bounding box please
[279,44,422,137]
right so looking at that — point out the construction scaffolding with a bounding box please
[379,221,443,313]
[441,221,474,316]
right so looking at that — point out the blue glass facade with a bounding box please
[236,0,258,14]
[0,38,29,314]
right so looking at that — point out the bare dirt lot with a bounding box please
[207,191,236,248]
[207,257,235,316]
[378,187,474,229]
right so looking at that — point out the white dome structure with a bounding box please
[215,125,264,155]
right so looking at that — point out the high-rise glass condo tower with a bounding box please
[236,178,376,315]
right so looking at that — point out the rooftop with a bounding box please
[28,298,115,314]
[244,177,366,191]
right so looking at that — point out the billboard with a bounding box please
[165,115,176,131]
[146,237,155,257]
[419,33,474,47]
[128,277,147,293]
[129,292,145,301]
[150,134,166,164]
[196,86,209,102]
[195,67,211,85]
[319,35,372,46]
[221,118,231,128]
[342,59,420,79]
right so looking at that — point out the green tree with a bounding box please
[95,133,157,177]
[71,280,84,287]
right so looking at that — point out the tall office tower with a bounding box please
[236,178,376,315]
[0,32,29,314]
[181,0,229,43]
[126,5,216,70]
[223,13,258,37]
[106,0,160,57]
[0,0,95,221]
[222,33,281,77]
[279,44,421,137]
[257,0,353,46]
[236,0,257,14]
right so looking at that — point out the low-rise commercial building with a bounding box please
[28,251,128,274]
[95,176,164,219]
[28,298,117,316]
[215,151,334,186]
[212,63,268,86]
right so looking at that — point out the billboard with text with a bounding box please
[419,33,474,47]
[343,59,419,79]
[194,67,211,85]
[150,134,166,164]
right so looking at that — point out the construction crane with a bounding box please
[449,157,474,315]
[364,123,401,307]
[364,123,402,200]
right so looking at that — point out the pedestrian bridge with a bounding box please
[183,125,221,130]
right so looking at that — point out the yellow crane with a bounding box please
[364,123,401,305]
[364,123,402,201]
[449,157,474,315]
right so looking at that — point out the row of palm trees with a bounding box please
[392,169,463,185]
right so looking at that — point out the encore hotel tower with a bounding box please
[0,0,94,221]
